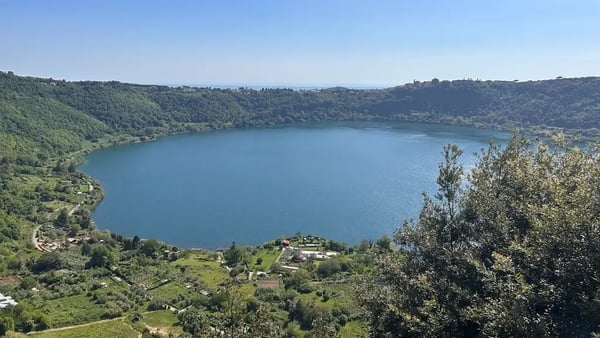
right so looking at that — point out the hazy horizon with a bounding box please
[5,69,584,91]
[2,0,599,85]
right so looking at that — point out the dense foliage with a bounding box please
[3,71,600,164]
[359,136,600,337]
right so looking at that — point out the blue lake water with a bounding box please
[78,122,508,249]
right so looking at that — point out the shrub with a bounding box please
[147,299,165,311]
[316,259,341,278]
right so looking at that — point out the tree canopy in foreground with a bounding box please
[359,135,600,337]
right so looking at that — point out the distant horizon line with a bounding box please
[133,76,590,89]
[161,83,394,90]
[3,70,597,90]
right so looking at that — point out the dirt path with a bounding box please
[31,225,49,252]
[33,203,79,252]
[67,179,93,216]
[68,203,81,216]
[275,247,287,264]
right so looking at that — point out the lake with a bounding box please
[78,122,508,249]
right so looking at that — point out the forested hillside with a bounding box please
[2,71,600,164]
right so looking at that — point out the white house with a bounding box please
[0,293,17,308]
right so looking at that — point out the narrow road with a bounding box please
[68,203,81,216]
[67,179,92,216]
[86,179,94,192]
[31,225,47,252]
[274,246,289,265]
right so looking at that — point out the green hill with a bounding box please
[3,71,600,164]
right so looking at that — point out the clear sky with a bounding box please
[1,0,599,86]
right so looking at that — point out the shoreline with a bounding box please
[67,119,591,254]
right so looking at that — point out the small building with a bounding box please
[291,252,306,262]
[255,271,268,278]
[0,294,18,308]
[163,250,177,260]
[282,239,290,247]
[300,250,338,260]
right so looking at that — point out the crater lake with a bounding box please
[78,122,508,249]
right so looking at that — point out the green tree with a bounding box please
[177,306,210,336]
[33,252,63,273]
[316,259,341,278]
[358,137,600,337]
[326,240,347,252]
[357,239,371,252]
[54,209,68,228]
[283,269,313,293]
[140,239,162,257]
[80,241,92,256]
[68,223,81,236]
[87,245,116,268]
[6,255,22,271]
[34,314,50,330]
[79,209,91,228]
[307,313,338,338]
[0,317,14,335]
[132,235,141,249]
[246,302,284,337]
[21,276,36,290]
[375,235,392,252]
[224,241,243,266]
[52,161,66,174]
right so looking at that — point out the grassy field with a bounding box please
[296,289,344,311]
[29,318,138,338]
[339,321,368,337]
[42,295,106,327]
[148,282,195,306]
[251,246,280,270]
[42,201,71,213]
[296,281,364,328]
[134,310,184,337]
[172,252,228,288]
[140,310,178,327]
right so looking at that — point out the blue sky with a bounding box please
[1,0,599,86]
